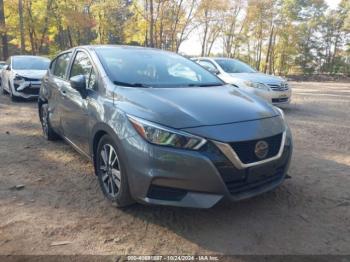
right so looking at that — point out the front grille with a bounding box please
[229,133,283,164]
[200,141,291,197]
[272,97,289,103]
[268,83,289,91]
[21,87,40,95]
[200,142,246,183]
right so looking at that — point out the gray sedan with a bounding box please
[38,45,293,208]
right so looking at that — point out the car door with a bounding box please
[60,50,98,155]
[46,52,73,133]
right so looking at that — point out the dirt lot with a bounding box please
[0,82,349,255]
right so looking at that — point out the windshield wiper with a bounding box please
[188,83,224,87]
[113,81,150,88]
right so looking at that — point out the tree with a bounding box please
[0,0,9,60]
[18,0,25,54]
[0,0,349,76]
[196,0,226,56]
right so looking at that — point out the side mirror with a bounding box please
[70,75,87,97]
[5,65,10,71]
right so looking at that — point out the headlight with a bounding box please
[128,115,207,150]
[274,106,285,120]
[244,80,270,91]
[14,75,25,84]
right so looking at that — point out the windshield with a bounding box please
[95,47,224,88]
[0,63,6,69]
[215,59,256,73]
[12,57,50,70]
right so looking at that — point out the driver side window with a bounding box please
[70,51,97,90]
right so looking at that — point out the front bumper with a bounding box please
[121,124,293,208]
[255,88,292,105]
[12,79,41,99]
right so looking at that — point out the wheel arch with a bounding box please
[38,97,47,122]
[90,123,121,175]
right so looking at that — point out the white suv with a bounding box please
[193,57,292,105]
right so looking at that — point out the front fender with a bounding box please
[89,108,138,168]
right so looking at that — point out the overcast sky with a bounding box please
[179,0,342,56]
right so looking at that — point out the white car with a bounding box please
[1,55,50,101]
[193,57,292,105]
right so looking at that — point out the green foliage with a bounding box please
[0,0,349,75]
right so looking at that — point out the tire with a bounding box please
[1,87,8,95]
[96,135,134,207]
[40,104,60,141]
[1,80,8,95]
[9,82,19,102]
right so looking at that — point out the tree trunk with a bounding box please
[0,0,9,60]
[39,0,54,53]
[232,17,246,57]
[176,0,196,53]
[264,26,274,73]
[201,10,209,56]
[18,0,26,54]
[149,0,154,47]
[269,31,276,74]
[28,27,36,55]
[330,33,340,74]
[170,0,184,51]
[26,0,39,54]
[67,27,73,48]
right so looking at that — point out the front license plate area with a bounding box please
[29,83,41,89]
[247,162,277,183]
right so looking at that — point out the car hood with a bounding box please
[13,70,47,79]
[114,85,279,129]
[229,73,285,84]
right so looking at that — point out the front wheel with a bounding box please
[8,82,19,102]
[96,135,134,207]
[1,81,8,95]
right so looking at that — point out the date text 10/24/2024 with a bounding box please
[127,256,219,261]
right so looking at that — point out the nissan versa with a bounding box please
[38,45,293,208]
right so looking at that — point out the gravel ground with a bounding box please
[0,82,349,255]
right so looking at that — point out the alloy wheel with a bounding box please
[99,144,121,198]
